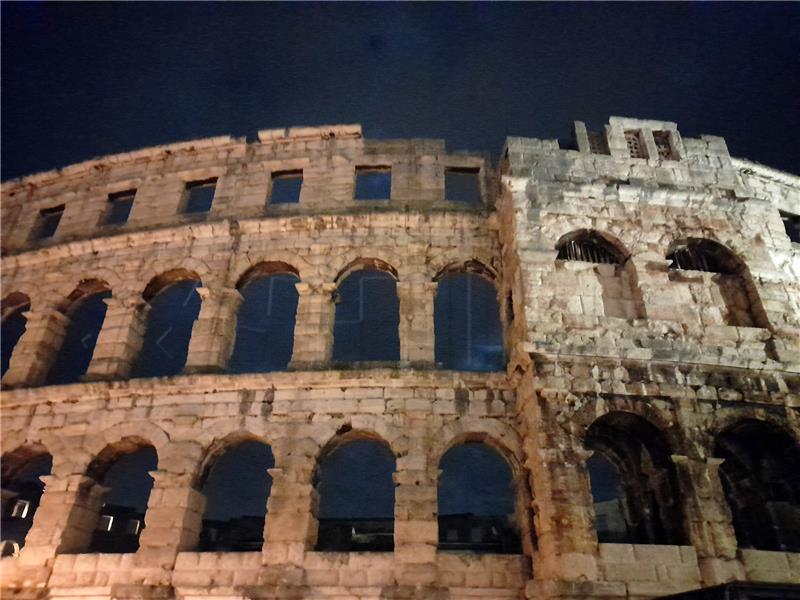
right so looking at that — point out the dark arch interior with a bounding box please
[132,279,202,378]
[88,445,158,554]
[585,412,685,545]
[1,296,30,377]
[556,231,625,265]
[715,420,800,552]
[47,288,112,385]
[315,438,396,552]
[332,269,400,363]
[198,440,275,552]
[0,451,52,551]
[434,272,504,371]
[228,273,300,373]
[437,442,521,554]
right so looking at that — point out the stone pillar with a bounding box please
[2,308,69,388]
[396,281,437,367]
[671,455,745,585]
[18,474,108,566]
[134,471,205,571]
[393,416,438,588]
[517,376,599,598]
[184,287,243,374]
[84,295,150,381]
[288,282,336,369]
[262,445,318,566]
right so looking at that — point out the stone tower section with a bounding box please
[1,117,799,600]
[499,117,800,599]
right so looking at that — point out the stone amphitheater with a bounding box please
[1,117,798,600]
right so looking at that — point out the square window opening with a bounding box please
[104,189,136,226]
[445,167,481,204]
[33,204,65,240]
[653,131,675,160]
[11,499,30,519]
[97,514,114,532]
[624,130,647,159]
[183,178,217,214]
[355,166,391,201]
[270,170,303,204]
[781,211,800,244]
[588,132,610,155]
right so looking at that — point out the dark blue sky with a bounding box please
[2,2,799,181]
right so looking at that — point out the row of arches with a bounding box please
[555,231,769,328]
[1,258,505,383]
[2,416,797,558]
[1,434,521,556]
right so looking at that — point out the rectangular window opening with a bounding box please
[624,130,647,159]
[104,189,136,226]
[781,211,800,244]
[11,499,30,519]
[33,204,65,240]
[445,167,481,204]
[653,131,675,160]
[183,178,217,214]
[354,166,391,201]
[587,132,610,155]
[97,515,114,532]
[269,170,303,204]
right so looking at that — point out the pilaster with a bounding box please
[184,287,243,374]
[84,296,151,381]
[288,282,336,369]
[2,308,70,388]
[396,281,437,366]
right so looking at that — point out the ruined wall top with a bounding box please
[0,124,489,254]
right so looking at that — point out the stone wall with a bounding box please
[1,118,799,600]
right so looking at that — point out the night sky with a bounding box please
[3,2,800,181]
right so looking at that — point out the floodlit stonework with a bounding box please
[0,118,798,600]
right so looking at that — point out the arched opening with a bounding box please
[86,440,158,554]
[332,260,400,363]
[314,435,395,552]
[47,280,112,385]
[585,412,685,545]
[132,270,202,378]
[434,270,504,371]
[229,263,300,373]
[555,230,645,319]
[198,439,274,552]
[667,239,768,328]
[1,446,52,552]
[1,292,30,377]
[437,442,521,553]
[715,420,800,552]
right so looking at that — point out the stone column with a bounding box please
[18,474,108,566]
[84,295,150,381]
[184,287,243,374]
[134,471,205,571]
[671,455,744,585]
[396,281,437,367]
[393,416,438,588]
[262,444,318,567]
[288,282,336,369]
[517,377,599,597]
[2,308,69,388]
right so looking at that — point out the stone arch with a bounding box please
[433,258,497,283]
[556,230,646,319]
[332,259,401,363]
[195,430,273,489]
[714,418,800,552]
[427,250,498,283]
[666,238,769,328]
[84,421,170,461]
[431,418,522,470]
[235,261,301,290]
[233,253,312,285]
[141,268,202,301]
[313,427,396,552]
[1,292,31,377]
[583,411,686,545]
[1,443,51,481]
[83,436,159,554]
[0,443,53,552]
[334,257,399,283]
[138,257,215,294]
